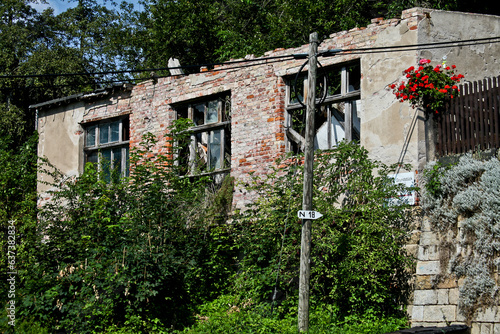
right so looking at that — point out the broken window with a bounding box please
[84,116,130,180]
[285,61,361,153]
[175,94,231,176]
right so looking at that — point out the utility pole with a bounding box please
[298,32,318,333]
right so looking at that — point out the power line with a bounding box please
[4,58,290,90]
[1,36,499,84]
[319,36,500,56]
[0,54,296,80]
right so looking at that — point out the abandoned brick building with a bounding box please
[33,7,500,331]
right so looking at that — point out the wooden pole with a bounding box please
[298,32,318,333]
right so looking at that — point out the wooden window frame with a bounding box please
[285,61,361,153]
[175,94,231,176]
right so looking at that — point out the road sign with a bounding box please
[297,210,323,220]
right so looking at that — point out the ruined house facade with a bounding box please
[34,8,500,331]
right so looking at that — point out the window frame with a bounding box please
[285,61,361,153]
[83,116,130,178]
[174,94,231,176]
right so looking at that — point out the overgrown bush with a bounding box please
[3,129,414,333]
[228,141,414,323]
[11,120,236,333]
[0,133,38,333]
[421,154,500,320]
[177,294,408,333]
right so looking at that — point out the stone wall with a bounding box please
[411,215,500,333]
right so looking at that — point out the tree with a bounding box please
[140,0,500,69]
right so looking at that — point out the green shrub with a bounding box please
[231,141,415,321]
[178,294,407,333]
[17,121,236,333]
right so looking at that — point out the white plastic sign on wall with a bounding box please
[388,172,416,206]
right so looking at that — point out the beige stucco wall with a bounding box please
[362,8,500,172]
[417,10,500,83]
[361,12,422,170]
[37,103,85,195]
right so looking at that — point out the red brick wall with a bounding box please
[79,9,425,208]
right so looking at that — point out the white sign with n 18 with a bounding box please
[297,210,323,220]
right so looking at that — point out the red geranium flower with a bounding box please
[390,59,464,113]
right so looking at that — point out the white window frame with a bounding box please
[84,116,130,178]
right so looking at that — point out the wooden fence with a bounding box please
[436,76,500,157]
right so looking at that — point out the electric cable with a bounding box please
[1,36,499,82]
[2,58,289,91]
[0,54,296,80]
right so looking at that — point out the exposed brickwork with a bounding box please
[81,7,426,207]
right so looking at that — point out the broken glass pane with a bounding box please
[348,64,361,92]
[290,75,305,104]
[195,131,208,171]
[193,103,205,126]
[314,107,329,150]
[326,70,342,97]
[206,100,218,124]
[329,104,346,147]
[110,121,120,142]
[209,130,222,170]
[86,125,96,147]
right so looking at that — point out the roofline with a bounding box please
[29,83,134,110]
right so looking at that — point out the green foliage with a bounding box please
[421,154,500,319]
[176,294,407,333]
[231,141,414,321]
[0,133,38,332]
[142,0,500,66]
[14,122,236,333]
[423,161,446,198]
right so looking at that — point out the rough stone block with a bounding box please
[422,305,456,322]
[412,305,424,321]
[471,323,481,334]
[448,288,459,304]
[414,289,437,305]
[494,323,500,334]
[481,323,493,334]
[477,308,498,322]
[437,289,449,304]
[420,231,439,246]
[436,277,458,289]
[415,275,433,289]
[416,261,440,275]
[418,245,440,261]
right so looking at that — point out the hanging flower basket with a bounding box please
[389,59,465,115]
